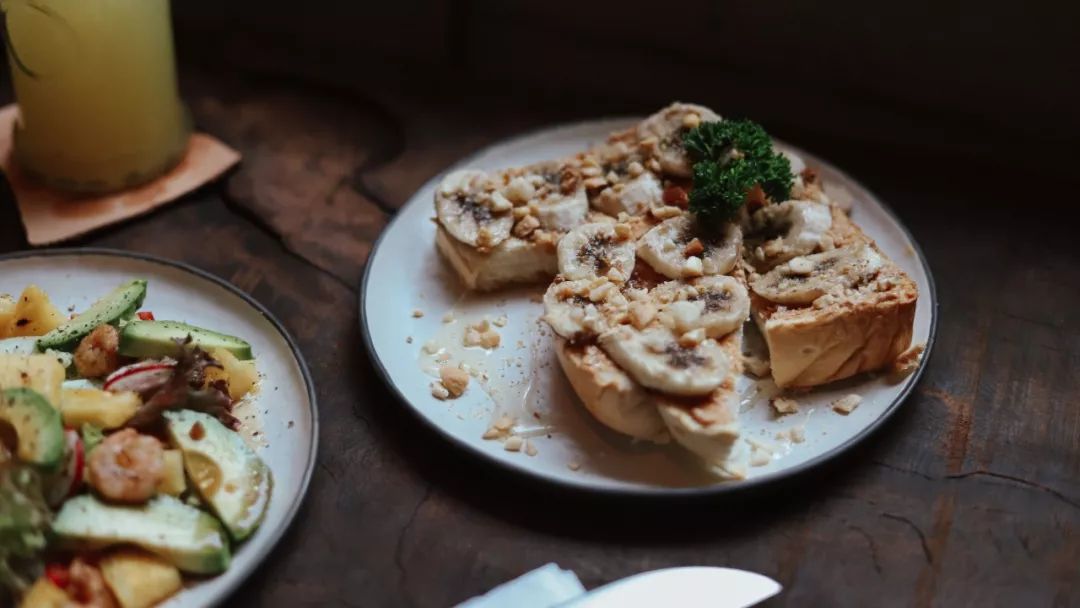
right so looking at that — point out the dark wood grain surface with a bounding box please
[1,59,1077,607]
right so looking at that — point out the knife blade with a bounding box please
[558,566,781,608]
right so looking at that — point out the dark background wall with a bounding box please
[171,0,1079,178]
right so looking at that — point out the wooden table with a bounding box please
[1,67,1076,608]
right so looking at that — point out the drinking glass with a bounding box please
[2,0,190,193]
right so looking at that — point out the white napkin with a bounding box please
[455,563,586,608]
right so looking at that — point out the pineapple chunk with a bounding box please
[207,348,258,400]
[100,550,182,608]
[158,449,187,496]
[5,285,65,337]
[0,354,65,407]
[60,388,140,429]
[0,294,15,339]
[18,578,68,608]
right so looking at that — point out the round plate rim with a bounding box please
[0,247,320,604]
[357,116,939,498]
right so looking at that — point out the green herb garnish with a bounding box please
[683,119,793,224]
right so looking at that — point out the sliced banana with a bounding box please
[637,216,741,279]
[598,325,728,396]
[593,171,664,217]
[636,102,721,178]
[557,222,636,281]
[652,276,750,338]
[751,244,884,305]
[504,162,589,232]
[743,200,833,270]
[535,190,588,231]
[542,278,628,340]
[435,169,513,249]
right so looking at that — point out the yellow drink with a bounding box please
[3,0,189,193]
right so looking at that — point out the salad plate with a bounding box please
[0,248,317,607]
[360,115,936,496]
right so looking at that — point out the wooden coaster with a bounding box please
[0,104,241,245]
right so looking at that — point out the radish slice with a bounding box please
[104,359,176,395]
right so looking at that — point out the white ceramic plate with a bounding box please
[360,118,936,496]
[0,249,318,606]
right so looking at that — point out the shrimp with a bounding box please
[73,324,120,379]
[66,559,118,608]
[86,429,164,504]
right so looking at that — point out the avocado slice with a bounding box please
[36,279,147,352]
[119,320,253,360]
[52,494,231,574]
[165,410,271,541]
[0,387,64,469]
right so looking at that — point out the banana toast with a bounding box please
[744,202,917,388]
[430,101,918,477]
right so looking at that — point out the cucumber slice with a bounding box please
[119,321,253,360]
[36,279,147,352]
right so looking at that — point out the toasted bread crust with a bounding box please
[555,330,749,477]
[653,329,747,478]
[555,339,670,443]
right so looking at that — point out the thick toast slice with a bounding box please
[554,320,748,478]
[747,207,917,388]
[435,226,558,292]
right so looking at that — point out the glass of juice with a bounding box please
[2,0,190,193]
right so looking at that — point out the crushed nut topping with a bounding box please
[430,382,451,400]
[512,214,541,238]
[831,394,862,414]
[771,397,799,415]
[889,342,925,383]
[439,366,470,397]
[683,238,705,257]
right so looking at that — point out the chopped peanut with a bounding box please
[771,397,799,415]
[512,214,541,238]
[650,205,682,220]
[439,366,470,397]
[832,394,863,414]
[629,301,657,329]
[889,343,925,383]
[682,256,704,277]
[430,382,451,400]
[479,329,501,349]
[683,238,705,257]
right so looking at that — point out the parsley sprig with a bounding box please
[683,119,793,224]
